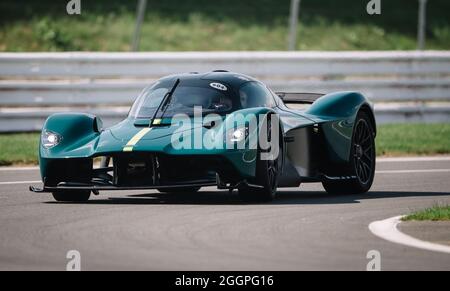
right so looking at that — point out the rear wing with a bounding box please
[276,92,325,104]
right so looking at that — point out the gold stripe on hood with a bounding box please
[122,128,152,152]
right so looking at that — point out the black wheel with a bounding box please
[157,187,201,193]
[238,115,281,202]
[52,190,91,202]
[322,111,375,194]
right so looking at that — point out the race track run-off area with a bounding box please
[0,157,449,271]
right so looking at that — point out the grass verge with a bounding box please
[0,0,449,51]
[375,123,450,156]
[0,123,449,166]
[402,205,450,221]
[0,133,39,166]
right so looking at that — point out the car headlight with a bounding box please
[41,130,62,148]
[227,127,248,143]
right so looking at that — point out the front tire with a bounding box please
[52,190,91,202]
[238,115,281,202]
[322,111,376,195]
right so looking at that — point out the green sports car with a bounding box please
[30,70,376,202]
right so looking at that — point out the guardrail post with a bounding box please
[417,0,428,50]
[132,0,148,51]
[288,0,301,51]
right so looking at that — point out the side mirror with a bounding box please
[93,117,104,133]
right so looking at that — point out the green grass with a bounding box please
[0,133,39,166]
[0,123,449,166]
[0,0,449,51]
[402,205,450,221]
[2,14,441,52]
[376,123,450,156]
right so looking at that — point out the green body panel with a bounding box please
[304,91,374,162]
[279,91,373,163]
[39,107,275,180]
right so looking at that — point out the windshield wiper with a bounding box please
[150,78,180,126]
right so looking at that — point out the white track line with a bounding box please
[0,167,39,171]
[0,180,40,185]
[378,156,450,162]
[376,169,450,174]
[369,216,450,254]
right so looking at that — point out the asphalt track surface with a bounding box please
[0,157,449,271]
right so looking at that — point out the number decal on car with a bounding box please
[210,82,228,91]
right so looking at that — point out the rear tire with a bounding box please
[322,111,376,195]
[52,190,91,202]
[157,187,201,193]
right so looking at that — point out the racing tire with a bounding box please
[238,115,281,203]
[322,111,376,195]
[52,190,91,202]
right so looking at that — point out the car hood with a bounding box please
[109,117,216,142]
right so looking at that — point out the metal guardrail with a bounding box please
[1,51,449,131]
[2,51,450,78]
[0,78,449,106]
[2,104,448,132]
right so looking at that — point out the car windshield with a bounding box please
[129,82,235,119]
